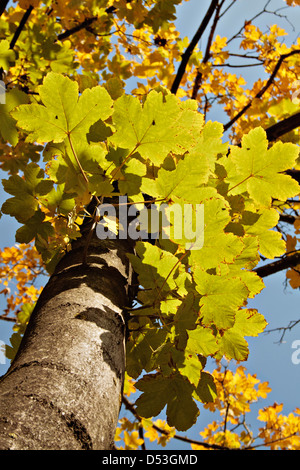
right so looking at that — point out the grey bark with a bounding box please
[0,224,136,450]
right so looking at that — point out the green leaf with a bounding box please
[126,329,168,379]
[149,150,214,202]
[109,91,204,165]
[41,38,76,73]
[219,264,265,299]
[1,194,37,223]
[195,120,228,167]
[194,268,249,330]
[127,241,182,293]
[231,308,267,337]
[5,333,22,361]
[175,350,203,387]
[193,371,217,404]
[39,184,76,216]
[173,293,199,343]
[1,163,53,223]
[11,72,113,144]
[187,326,218,357]
[242,209,286,259]
[0,88,29,145]
[189,198,244,270]
[224,127,300,207]
[0,39,15,69]
[15,209,55,244]
[268,98,300,118]
[218,329,249,361]
[135,372,199,431]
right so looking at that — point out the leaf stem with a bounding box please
[67,133,89,184]
[109,145,140,181]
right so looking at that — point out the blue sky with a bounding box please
[1,0,300,450]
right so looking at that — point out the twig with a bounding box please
[223,49,300,132]
[265,318,300,343]
[245,432,298,450]
[226,0,272,46]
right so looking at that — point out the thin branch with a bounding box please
[122,396,230,450]
[245,432,298,450]
[211,62,263,68]
[265,319,300,343]
[9,5,33,49]
[57,16,98,41]
[0,315,16,323]
[223,49,300,132]
[226,0,272,46]
[219,0,236,20]
[229,52,263,60]
[56,4,123,42]
[192,0,224,99]
[171,0,219,95]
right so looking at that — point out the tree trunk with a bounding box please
[0,223,135,450]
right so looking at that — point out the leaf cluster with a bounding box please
[1,72,298,430]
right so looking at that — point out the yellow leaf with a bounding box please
[123,373,136,397]
[123,430,144,450]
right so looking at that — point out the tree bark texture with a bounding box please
[0,225,136,450]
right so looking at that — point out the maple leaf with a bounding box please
[0,40,15,69]
[189,198,244,270]
[193,267,249,330]
[2,162,53,223]
[109,90,204,165]
[0,89,29,146]
[186,326,218,357]
[223,127,300,207]
[135,372,199,431]
[11,72,113,144]
[241,208,286,259]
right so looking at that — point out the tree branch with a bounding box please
[0,0,9,18]
[57,16,98,41]
[223,49,300,132]
[0,315,16,323]
[56,4,123,41]
[9,5,33,49]
[279,213,298,225]
[171,0,219,95]
[266,111,300,142]
[253,252,300,278]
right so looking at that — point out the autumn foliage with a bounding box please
[1,0,300,450]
